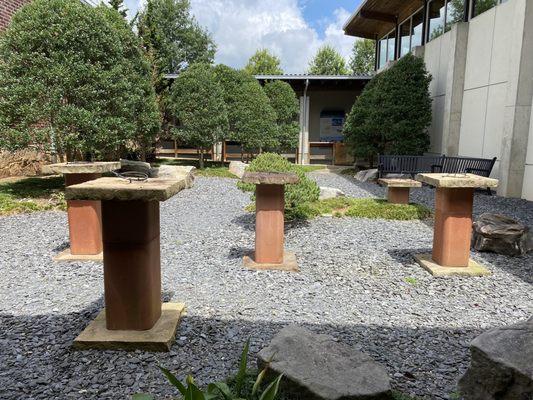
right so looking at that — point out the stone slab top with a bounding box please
[415,173,499,188]
[378,178,422,188]
[242,172,299,185]
[65,177,190,202]
[42,161,121,175]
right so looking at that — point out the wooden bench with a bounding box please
[378,178,422,204]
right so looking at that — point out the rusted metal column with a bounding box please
[432,187,474,267]
[101,200,162,331]
[255,184,285,264]
[387,187,410,204]
[65,173,103,255]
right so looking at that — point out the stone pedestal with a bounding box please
[66,176,191,351]
[378,178,422,205]
[242,172,299,271]
[414,173,498,277]
[43,162,120,261]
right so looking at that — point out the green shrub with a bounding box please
[237,153,320,217]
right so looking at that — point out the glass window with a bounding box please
[411,10,424,48]
[446,0,465,30]
[387,32,396,62]
[379,37,387,69]
[473,0,498,17]
[427,0,446,41]
[399,21,411,57]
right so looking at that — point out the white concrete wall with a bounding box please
[523,102,533,200]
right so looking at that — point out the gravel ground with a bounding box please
[0,173,531,400]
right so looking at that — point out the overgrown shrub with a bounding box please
[344,54,432,163]
[237,153,320,217]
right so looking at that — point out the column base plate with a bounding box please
[53,248,103,262]
[73,303,185,352]
[243,251,299,272]
[414,253,491,277]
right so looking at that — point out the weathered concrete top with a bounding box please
[42,162,121,175]
[378,178,422,188]
[242,172,299,185]
[65,177,190,202]
[416,173,499,188]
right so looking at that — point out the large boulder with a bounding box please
[355,168,378,182]
[228,161,248,178]
[459,318,533,400]
[257,326,391,400]
[119,159,152,177]
[472,213,531,256]
[319,187,346,201]
[0,149,50,179]
[152,165,195,188]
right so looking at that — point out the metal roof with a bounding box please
[164,73,372,80]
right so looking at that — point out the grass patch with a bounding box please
[0,176,66,216]
[152,158,235,178]
[292,165,325,174]
[404,277,418,286]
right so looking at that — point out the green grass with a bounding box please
[292,165,325,174]
[404,277,418,286]
[152,158,236,178]
[0,176,66,216]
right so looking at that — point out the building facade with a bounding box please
[344,0,532,201]
[0,0,31,31]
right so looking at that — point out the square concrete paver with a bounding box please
[243,251,299,272]
[53,248,103,262]
[73,303,185,352]
[414,253,491,277]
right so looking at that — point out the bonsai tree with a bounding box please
[344,54,432,163]
[244,49,283,75]
[263,80,299,152]
[169,63,228,169]
[308,45,349,75]
[214,65,277,159]
[0,0,160,161]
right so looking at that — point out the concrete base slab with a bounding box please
[243,251,299,272]
[73,303,185,352]
[54,248,103,262]
[414,253,491,277]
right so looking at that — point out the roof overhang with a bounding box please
[344,0,424,39]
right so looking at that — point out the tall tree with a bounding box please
[214,66,277,158]
[108,0,128,18]
[170,63,228,169]
[308,45,349,75]
[0,0,160,161]
[244,49,283,75]
[263,80,299,151]
[349,39,375,75]
[344,54,432,162]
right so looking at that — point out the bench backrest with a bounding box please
[440,156,497,176]
[378,155,444,176]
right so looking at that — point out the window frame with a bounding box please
[398,6,425,57]
[377,28,397,69]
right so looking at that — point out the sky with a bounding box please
[120,0,363,73]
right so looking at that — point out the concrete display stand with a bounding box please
[414,173,498,277]
[378,178,422,204]
[43,162,120,262]
[66,176,191,351]
[242,172,299,272]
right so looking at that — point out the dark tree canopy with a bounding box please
[344,54,432,161]
[308,45,349,75]
[108,0,128,18]
[244,49,283,75]
[263,80,299,151]
[0,0,160,161]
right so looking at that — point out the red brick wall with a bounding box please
[0,0,32,31]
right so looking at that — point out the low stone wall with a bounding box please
[0,149,51,179]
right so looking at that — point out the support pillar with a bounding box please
[255,185,285,264]
[387,187,410,204]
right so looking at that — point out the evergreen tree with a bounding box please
[263,80,299,151]
[108,0,127,18]
[308,45,349,75]
[244,49,283,75]
[349,39,375,75]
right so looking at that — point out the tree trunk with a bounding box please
[199,149,205,169]
[240,144,244,162]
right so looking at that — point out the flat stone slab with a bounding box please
[42,162,120,175]
[416,173,498,188]
[53,248,103,262]
[258,326,391,399]
[378,178,422,188]
[65,177,190,202]
[414,253,491,277]
[242,172,299,185]
[73,303,185,352]
[243,251,299,272]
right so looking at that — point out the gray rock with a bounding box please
[119,159,152,176]
[459,318,533,400]
[152,165,195,188]
[319,187,346,201]
[257,326,391,400]
[228,161,249,178]
[355,168,378,182]
[472,213,530,256]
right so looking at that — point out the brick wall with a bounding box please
[0,0,32,31]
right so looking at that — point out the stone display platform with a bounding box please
[54,249,103,262]
[42,161,120,175]
[378,178,422,204]
[73,303,185,352]
[414,254,491,277]
[242,171,299,185]
[415,173,498,188]
[243,251,299,272]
